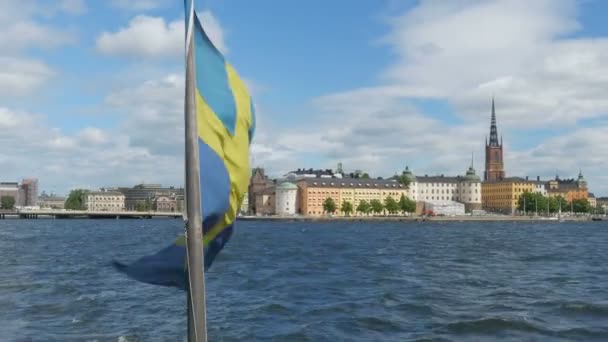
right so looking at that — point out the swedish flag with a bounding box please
[114,1,255,289]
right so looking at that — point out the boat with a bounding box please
[592,217,603,221]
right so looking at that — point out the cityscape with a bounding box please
[1,99,605,219]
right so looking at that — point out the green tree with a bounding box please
[517,192,547,215]
[572,198,591,213]
[1,196,15,209]
[398,194,417,215]
[323,197,337,214]
[397,174,411,189]
[356,200,371,216]
[384,196,399,215]
[65,189,87,210]
[370,199,384,216]
[340,201,353,216]
[361,172,370,179]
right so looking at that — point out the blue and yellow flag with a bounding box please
[114,1,255,289]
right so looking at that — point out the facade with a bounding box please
[275,182,298,215]
[115,184,184,211]
[84,191,125,211]
[21,178,39,207]
[0,182,20,207]
[484,98,505,181]
[482,177,535,213]
[597,197,608,211]
[402,164,482,213]
[154,195,178,212]
[297,178,409,216]
[530,177,548,196]
[38,192,65,209]
[546,172,588,202]
[255,187,276,216]
[249,168,275,214]
[588,193,597,208]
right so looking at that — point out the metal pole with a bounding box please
[184,1,208,341]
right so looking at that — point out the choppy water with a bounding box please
[1,219,608,341]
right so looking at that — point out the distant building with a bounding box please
[249,168,274,215]
[255,186,276,216]
[275,182,298,215]
[84,191,125,211]
[114,184,184,211]
[154,195,178,212]
[482,177,535,214]
[285,168,340,180]
[546,172,589,202]
[0,182,20,206]
[297,177,408,216]
[20,178,39,207]
[401,163,482,213]
[38,192,65,209]
[588,193,597,208]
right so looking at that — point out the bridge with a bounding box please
[0,209,182,219]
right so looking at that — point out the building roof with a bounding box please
[589,193,596,198]
[299,177,408,189]
[88,191,125,196]
[483,177,535,184]
[276,182,298,190]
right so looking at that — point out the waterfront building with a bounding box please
[255,186,276,216]
[482,177,535,214]
[154,195,179,212]
[84,191,125,211]
[297,177,408,216]
[21,178,39,207]
[275,182,298,216]
[588,193,597,208]
[114,184,184,211]
[249,167,275,214]
[0,182,20,206]
[530,177,548,196]
[484,98,506,181]
[403,163,482,213]
[546,172,588,202]
[38,192,65,209]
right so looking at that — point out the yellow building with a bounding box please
[297,178,409,216]
[482,177,534,213]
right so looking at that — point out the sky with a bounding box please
[2,0,608,196]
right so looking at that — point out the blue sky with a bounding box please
[1,0,608,196]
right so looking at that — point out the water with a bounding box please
[1,219,607,341]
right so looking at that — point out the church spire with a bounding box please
[489,97,499,146]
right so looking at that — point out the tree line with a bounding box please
[517,192,593,214]
[322,194,416,216]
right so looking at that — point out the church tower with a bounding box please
[484,98,505,181]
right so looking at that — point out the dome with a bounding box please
[401,166,417,183]
[276,182,298,190]
[464,166,481,182]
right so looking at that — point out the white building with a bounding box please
[423,201,465,216]
[275,182,298,215]
[85,191,125,211]
[400,165,482,213]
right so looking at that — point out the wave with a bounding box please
[444,317,547,335]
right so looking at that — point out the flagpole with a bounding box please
[184,0,208,341]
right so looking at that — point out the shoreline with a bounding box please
[237,215,597,222]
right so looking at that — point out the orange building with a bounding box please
[297,178,409,216]
[547,172,588,202]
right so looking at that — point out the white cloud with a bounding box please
[0,106,184,195]
[243,0,608,194]
[0,57,55,97]
[109,0,170,11]
[96,11,228,58]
